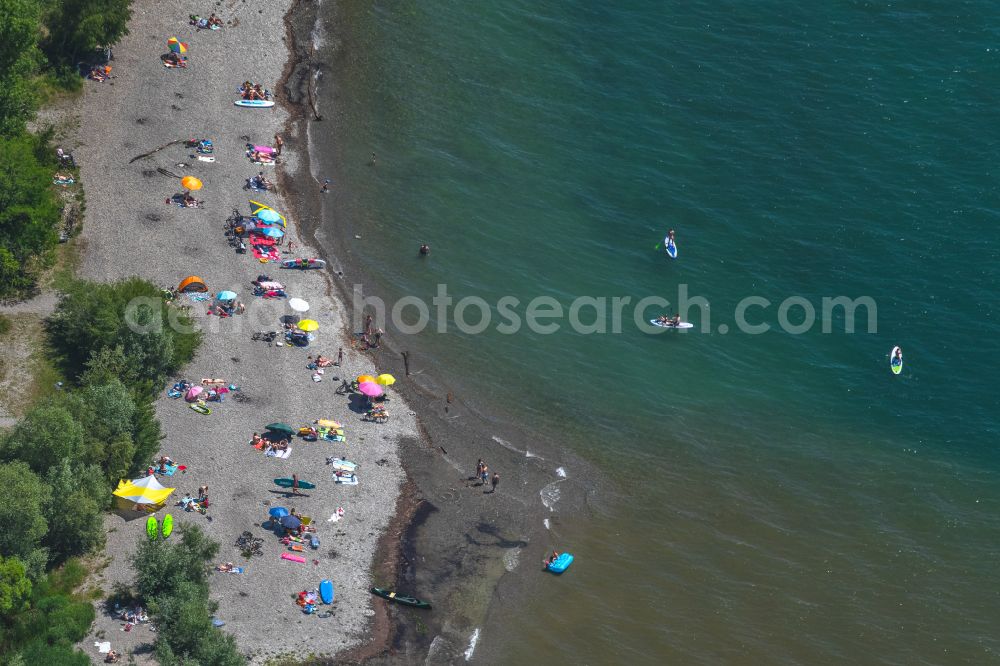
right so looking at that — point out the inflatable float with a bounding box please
[234,99,275,108]
[329,458,358,472]
[320,579,334,604]
[161,513,173,538]
[545,552,574,574]
[281,258,326,269]
[281,552,306,563]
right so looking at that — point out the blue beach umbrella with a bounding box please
[268,507,289,519]
[216,290,237,302]
[259,226,284,239]
[279,514,302,530]
[257,209,281,223]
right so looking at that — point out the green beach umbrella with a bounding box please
[265,423,294,436]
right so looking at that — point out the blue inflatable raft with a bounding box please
[545,553,574,574]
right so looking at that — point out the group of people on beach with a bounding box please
[240,81,271,101]
[475,459,500,493]
[191,12,224,29]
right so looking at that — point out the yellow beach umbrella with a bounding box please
[356,374,376,384]
[375,374,396,386]
[297,319,319,332]
[181,176,202,191]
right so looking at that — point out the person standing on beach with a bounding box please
[475,459,484,484]
[337,347,344,367]
[292,474,302,496]
[480,463,489,486]
[274,134,284,156]
[491,472,500,493]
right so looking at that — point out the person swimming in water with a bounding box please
[419,243,430,256]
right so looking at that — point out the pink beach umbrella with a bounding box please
[185,385,204,401]
[357,381,383,398]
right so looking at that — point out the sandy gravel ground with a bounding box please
[71,1,410,662]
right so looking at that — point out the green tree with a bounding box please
[0,405,85,475]
[0,557,31,619]
[152,581,243,666]
[0,463,50,575]
[0,0,42,136]
[46,278,200,389]
[42,460,104,564]
[131,525,217,602]
[0,132,61,297]
[42,0,132,64]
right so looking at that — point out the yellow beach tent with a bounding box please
[112,475,175,506]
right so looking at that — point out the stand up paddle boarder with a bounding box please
[891,346,903,375]
[665,229,677,259]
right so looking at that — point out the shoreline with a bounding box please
[278,2,600,662]
[69,1,417,662]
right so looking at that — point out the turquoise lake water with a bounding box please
[318,0,1000,661]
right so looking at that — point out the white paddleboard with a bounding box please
[197,155,215,162]
[890,346,903,375]
[234,99,275,108]
[650,319,693,329]
[665,236,678,259]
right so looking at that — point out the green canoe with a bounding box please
[370,587,431,610]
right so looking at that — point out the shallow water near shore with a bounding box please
[308,0,1000,662]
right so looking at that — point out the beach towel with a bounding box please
[266,447,292,459]
[95,641,111,654]
[312,373,323,382]
[157,463,180,476]
[188,293,210,302]
[252,246,280,262]
[281,552,306,563]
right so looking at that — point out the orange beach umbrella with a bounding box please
[181,176,202,191]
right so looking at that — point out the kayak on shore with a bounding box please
[370,587,431,609]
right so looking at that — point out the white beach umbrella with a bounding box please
[288,298,309,313]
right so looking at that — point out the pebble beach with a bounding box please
[72,1,415,662]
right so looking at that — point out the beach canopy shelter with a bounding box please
[178,276,207,293]
[113,476,175,507]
